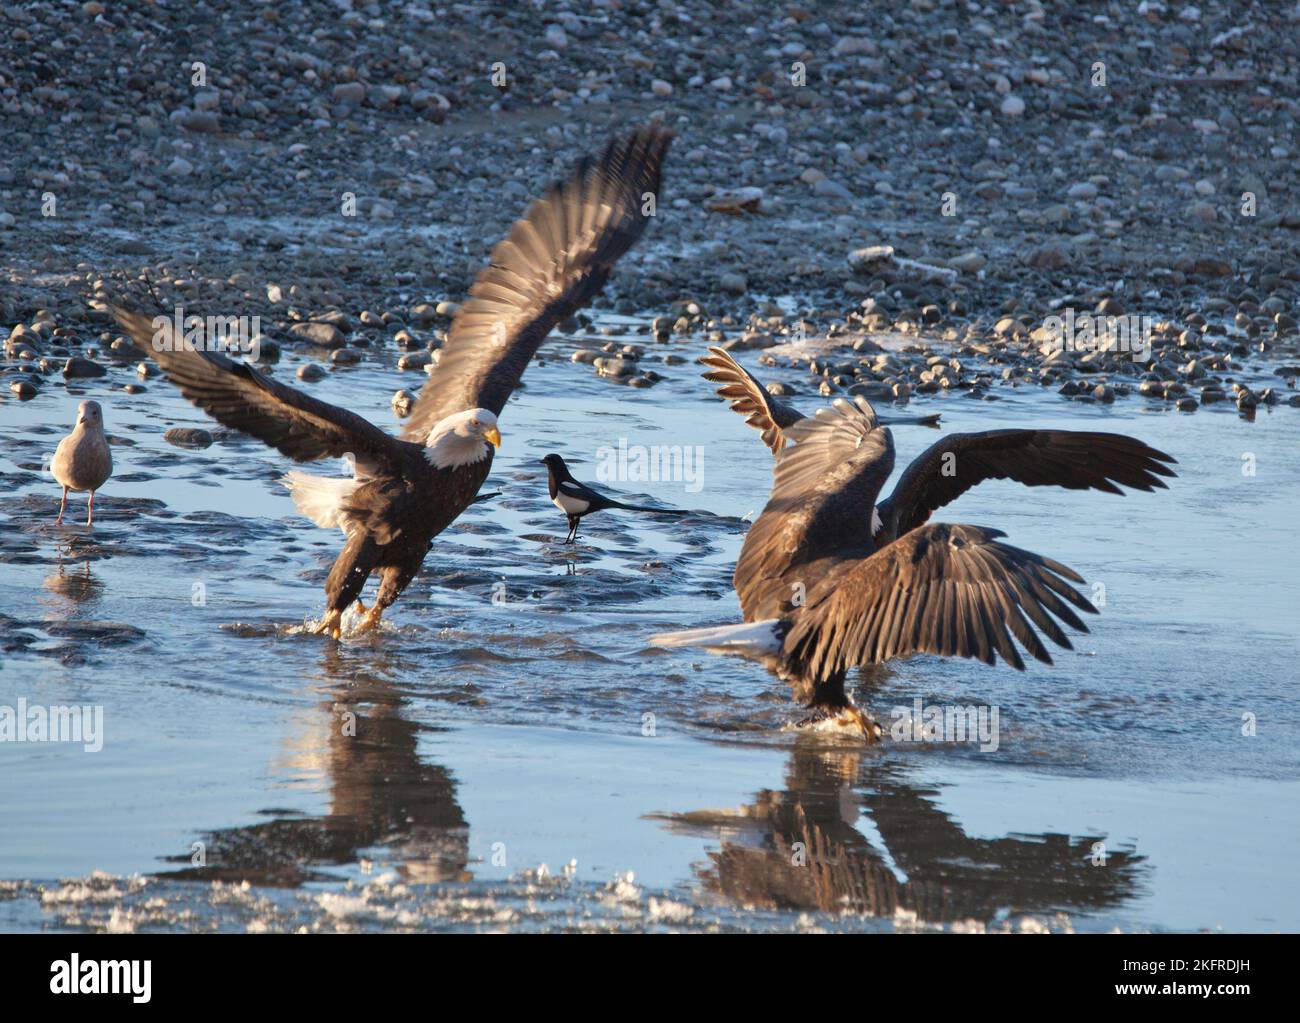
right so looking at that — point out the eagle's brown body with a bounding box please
[324,451,492,615]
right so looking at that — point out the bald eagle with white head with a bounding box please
[112,124,671,637]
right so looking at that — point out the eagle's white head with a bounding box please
[425,408,501,469]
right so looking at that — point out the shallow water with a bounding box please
[2,321,1298,932]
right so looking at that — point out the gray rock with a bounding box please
[719,272,747,295]
[949,251,986,274]
[63,356,106,378]
[288,322,345,347]
[398,351,432,371]
[813,177,853,200]
[164,427,214,449]
[594,356,635,377]
[391,389,416,417]
[332,82,366,105]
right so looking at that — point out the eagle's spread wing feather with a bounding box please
[879,430,1177,539]
[403,123,671,440]
[700,346,804,454]
[783,523,1098,681]
[111,305,407,472]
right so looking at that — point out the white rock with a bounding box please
[1000,95,1025,116]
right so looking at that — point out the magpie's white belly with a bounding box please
[553,493,590,515]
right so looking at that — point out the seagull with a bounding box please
[652,395,1177,737]
[110,124,671,638]
[701,345,940,453]
[540,453,686,544]
[51,400,113,527]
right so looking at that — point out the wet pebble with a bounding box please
[391,389,416,417]
[164,427,214,449]
[288,322,345,347]
[63,356,105,378]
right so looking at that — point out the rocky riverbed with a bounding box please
[2,0,1300,374]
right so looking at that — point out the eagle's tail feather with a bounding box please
[650,619,783,656]
[282,471,359,532]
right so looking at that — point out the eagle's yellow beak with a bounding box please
[485,426,502,448]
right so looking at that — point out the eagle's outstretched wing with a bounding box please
[784,523,1098,680]
[111,305,408,473]
[701,346,804,454]
[878,430,1177,539]
[403,123,671,441]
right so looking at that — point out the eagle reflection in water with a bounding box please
[157,648,467,887]
[654,741,1146,925]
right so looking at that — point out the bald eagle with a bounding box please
[653,351,1176,737]
[112,124,671,637]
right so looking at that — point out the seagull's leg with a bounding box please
[57,486,68,524]
[86,490,95,527]
[563,517,577,544]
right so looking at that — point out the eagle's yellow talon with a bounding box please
[316,609,343,640]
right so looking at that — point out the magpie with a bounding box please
[540,453,686,544]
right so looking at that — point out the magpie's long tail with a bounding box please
[877,411,942,428]
[607,501,688,515]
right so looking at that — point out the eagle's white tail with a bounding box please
[650,619,783,656]
[282,470,359,532]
